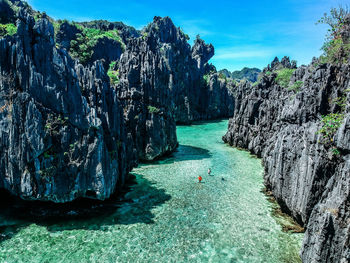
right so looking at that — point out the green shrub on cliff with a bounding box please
[319,38,350,64]
[147,106,160,114]
[203,74,211,85]
[317,6,350,64]
[107,61,119,85]
[0,23,17,37]
[288,81,303,92]
[275,68,296,89]
[218,72,227,80]
[70,27,125,64]
[318,113,344,142]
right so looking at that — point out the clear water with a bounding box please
[0,120,302,262]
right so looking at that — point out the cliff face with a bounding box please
[0,1,235,201]
[117,29,179,161]
[0,10,135,202]
[116,16,234,159]
[55,16,235,159]
[172,33,235,124]
[223,57,350,262]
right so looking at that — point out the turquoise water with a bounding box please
[0,120,302,262]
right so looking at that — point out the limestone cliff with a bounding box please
[223,56,350,262]
[0,1,234,201]
[0,9,135,202]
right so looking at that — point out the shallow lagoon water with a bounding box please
[0,120,302,262]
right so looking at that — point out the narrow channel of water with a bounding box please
[0,120,302,262]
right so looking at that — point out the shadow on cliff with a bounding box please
[0,173,171,241]
[148,144,212,165]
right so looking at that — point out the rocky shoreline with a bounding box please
[223,57,350,262]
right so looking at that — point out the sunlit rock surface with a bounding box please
[0,9,135,202]
[223,57,350,262]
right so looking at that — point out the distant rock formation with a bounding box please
[262,56,297,72]
[219,67,261,82]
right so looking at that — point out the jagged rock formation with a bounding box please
[219,67,261,82]
[116,16,234,160]
[56,16,235,158]
[223,56,350,262]
[117,34,179,161]
[0,8,135,202]
[0,1,235,201]
[0,0,15,23]
[263,56,297,72]
[55,21,80,50]
[128,17,234,125]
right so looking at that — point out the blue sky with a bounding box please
[27,0,349,71]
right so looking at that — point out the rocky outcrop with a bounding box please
[128,17,234,125]
[116,16,234,159]
[117,34,178,161]
[0,0,16,24]
[0,2,235,202]
[223,57,350,262]
[263,56,297,73]
[90,37,124,68]
[55,21,80,50]
[0,10,135,202]
[55,16,235,159]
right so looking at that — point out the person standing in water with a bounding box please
[208,168,212,176]
[198,175,203,183]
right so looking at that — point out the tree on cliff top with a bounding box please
[317,6,350,64]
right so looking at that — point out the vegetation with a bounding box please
[288,81,303,92]
[333,95,347,109]
[332,147,341,156]
[218,72,227,80]
[107,61,119,85]
[203,74,211,85]
[38,166,56,178]
[52,21,62,37]
[317,89,349,148]
[44,115,68,136]
[275,68,296,89]
[147,105,160,114]
[317,6,350,64]
[0,23,17,37]
[252,81,259,87]
[318,113,345,143]
[231,67,261,82]
[141,31,148,40]
[70,27,124,64]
